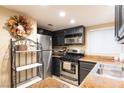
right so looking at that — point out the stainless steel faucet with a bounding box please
[97,64,104,74]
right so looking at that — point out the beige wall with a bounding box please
[0,7,37,87]
[86,22,114,31]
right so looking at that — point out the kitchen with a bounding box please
[0,5,124,88]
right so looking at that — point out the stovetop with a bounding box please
[60,53,84,62]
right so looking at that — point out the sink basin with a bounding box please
[94,63,124,80]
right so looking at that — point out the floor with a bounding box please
[52,76,78,88]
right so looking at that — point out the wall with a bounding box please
[0,7,37,87]
[86,22,114,31]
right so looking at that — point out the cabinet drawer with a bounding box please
[80,61,95,70]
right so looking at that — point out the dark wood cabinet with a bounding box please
[64,26,85,36]
[52,57,61,77]
[64,29,74,36]
[79,61,96,84]
[64,26,85,45]
[37,28,52,36]
[52,31,64,46]
[56,31,64,46]
[52,26,85,46]
[52,32,57,46]
[79,68,90,84]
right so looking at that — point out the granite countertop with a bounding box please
[52,54,114,64]
[79,55,124,88]
[79,55,114,64]
[52,55,61,58]
[79,63,124,88]
[79,73,124,88]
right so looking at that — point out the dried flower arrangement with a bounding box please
[5,15,33,39]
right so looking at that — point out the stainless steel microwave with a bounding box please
[64,36,82,44]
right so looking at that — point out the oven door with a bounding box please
[61,61,76,74]
[60,61,79,85]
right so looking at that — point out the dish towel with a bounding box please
[63,62,71,70]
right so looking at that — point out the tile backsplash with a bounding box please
[53,45,85,52]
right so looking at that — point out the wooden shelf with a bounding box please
[16,63,42,72]
[16,50,41,53]
[17,76,42,88]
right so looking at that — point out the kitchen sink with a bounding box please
[94,63,124,80]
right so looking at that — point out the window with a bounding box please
[86,28,122,55]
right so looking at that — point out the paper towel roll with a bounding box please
[63,62,71,70]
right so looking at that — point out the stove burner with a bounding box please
[61,53,84,62]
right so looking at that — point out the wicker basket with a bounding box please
[16,45,27,51]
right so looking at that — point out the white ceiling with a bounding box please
[3,5,114,31]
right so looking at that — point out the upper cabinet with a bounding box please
[115,5,124,44]
[64,26,84,36]
[37,28,53,36]
[52,30,65,46]
[52,26,85,46]
[64,26,85,45]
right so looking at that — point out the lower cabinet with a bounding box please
[79,61,96,84]
[52,57,60,77]
[79,68,90,84]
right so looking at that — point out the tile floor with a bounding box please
[52,76,78,88]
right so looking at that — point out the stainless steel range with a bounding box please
[60,49,84,86]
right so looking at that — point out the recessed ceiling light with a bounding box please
[70,19,76,24]
[59,11,66,17]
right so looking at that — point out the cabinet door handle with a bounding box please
[80,67,90,71]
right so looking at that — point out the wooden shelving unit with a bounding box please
[16,63,42,72]
[16,50,41,53]
[17,76,42,88]
[11,38,43,88]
